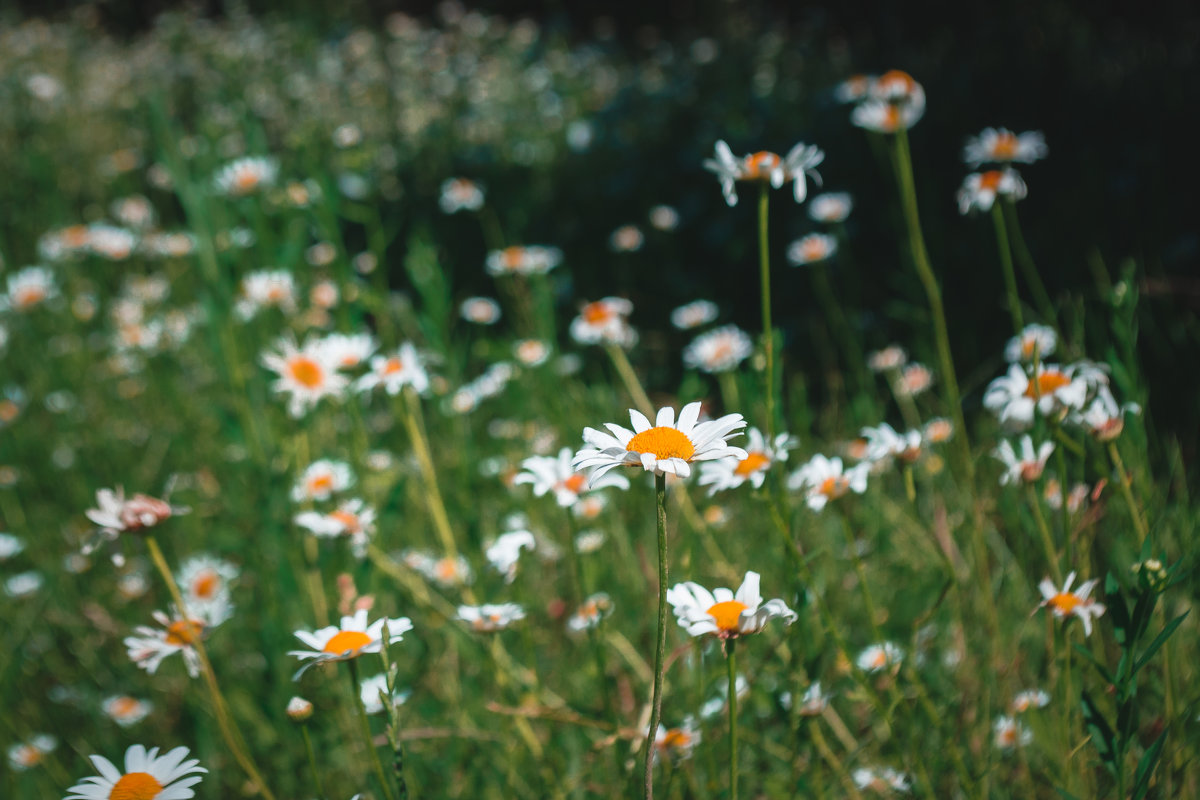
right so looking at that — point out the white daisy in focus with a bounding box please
[486,530,536,583]
[957,169,1028,215]
[289,608,413,679]
[994,436,1054,486]
[786,233,838,266]
[787,454,869,511]
[458,603,526,632]
[1038,571,1106,636]
[983,362,1093,428]
[963,128,1048,168]
[668,571,796,639]
[698,428,796,494]
[1005,324,1057,363]
[682,325,754,373]
[670,300,718,330]
[356,343,431,396]
[64,744,206,800]
[292,460,355,503]
[261,336,347,418]
[515,447,630,508]
[214,156,279,196]
[102,696,154,728]
[573,402,747,481]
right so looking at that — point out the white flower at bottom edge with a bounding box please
[65,744,207,800]
[667,571,796,639]
[289,608,413,679]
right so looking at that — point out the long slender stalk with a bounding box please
[606,344,655,418]
[1108,441,1149,545]
[399,387,460,559]
[758,182,776,438]
[300,723,326,800]
[1025,485,1063,585]
[726,638,739,800]
[145,535,278,800]
[1001,199,1056,324]
[348,659,398,800]
[990,204,1024,336]
[643,473,670,799]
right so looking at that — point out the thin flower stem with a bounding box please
[145,535,278,800]
[300,723,326,800]
[808,720,864,800]
[564,508,618,731]
[643,473,670,800]
[1107,441,1149,545]
[990,203,1024,336]
[758,182,776,438]
[1025,485,1063,585]
[809,259,869,399]
[1001,199,1056,324]
[399,387,460,560]
[605,343,655,418]
[726,638,739,800]
[349,659,399,800]
[717,370,741,414]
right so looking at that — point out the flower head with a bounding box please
[703,140,824,206]
[786,233,838,266]
[439,178,485,213]
[102,696,154,728]
[1011,689,1050,714]
[957,169,1028,214]
[984,362,1096,428]
[485,245,562,276]
[850,70,925,133]
[292,460,355,503]
[569,297,637,348]
[458,603,526,632]
[1,266,58,312]
[963,128,1048,168]
[359,673,410,714]
[567,592,613,632]
[856,641,904,674]
[682,325,754,373]
[356,343,430,396]
[176,554,238,609]
[573,402,747,482]
[787,454,869,511]
[698,428,796,494]
[486,530,536,583]
[993,436,1055,485]
[668,571,796,639]
[235,270,297,319]
[515,447,630,508]
[654,716,701,764]
[861,423,924,465]
[295,498,376,557]
[85,487,184,545]
[8,735,56,771]
[290,608,413,679]
[1038,571,1106,636]
[65,745,206,800]
[1005,324,1057,363]
[214,156,278,196]
[261,336,348,417]
[993,715,1033,750]
[670,300,718,330]
[808,192,854,223]
[402,550,474,587]
[125,600,232,678]
[460,297,502,325]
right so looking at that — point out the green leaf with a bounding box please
[1132,730,1166,800]
[1053,789,1083,800]
[1081,691,1118,774]
[1129,589,1156,645]
[1073,643,1115,683]
[1135,610,1189,674]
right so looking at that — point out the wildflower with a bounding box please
[295,499,376,557]
[5,570,41,598]
[176,555,238,608]
[993,715,1033,750]
[654,717,701,763]
[851,70,925,133]
[703,139,825,206]
[359,674,409,715]
[125,600,232,678]
[286,696,314,722]
[333,123,363,148]
[319,332,378,370]
[1005,323,1057,363]
[112,196,156,229]
[356,343,431,396]
[957,169,1028,214]
[102,696,154,727]
[787,454,869,511]
[861,423,924,464]
[834,74,875,103]
[485,530,536,582]
[1038,571,1106,636]
[700,674,749,719]
[86,487,182,541]
[994,436,1054,485]
[668,571,796,638]
[795,682,831,716]
[574,401,747,482]
[983,362,1093,427]
[575,529,607,552]
[8,735,56,770]
[292,460,355,503]
[439,178,485,213]
[894,363,934,397]
[649,205,680,231]
[1044,479,1089,513]
[567,592,613,632]
[485,245,562,276]
[515,447,630,507]
[460,296,502,325]
[698,428,796,494]
[856,641,905,674]
[1011,689,1050,713]
[569,297,638,348]
[922,418,954,444]
[261,336,348,417]
[401,550,474,587]
[808,192,854,223]
[290,608,413,679]
[1,266,58,312]
[213,156,279,196]
[1072,385,1140,441]
[609,224,645,253]
[867,345,907,372]
[786,233,838,266]
[963,128,1048,168]
[0,532,24,561]
[670,300,718,330]
[310,280,339,309]
[852,766,911,794]
[458,603,526,632]
[513,339,551,367]
[65,744,206,800]
[682,324,754,372]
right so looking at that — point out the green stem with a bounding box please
[606,343,655,418]
[399,387,460,560]
[1002,199,1056,324]
[1108,441,1149,545]
[643,473,670,800]
[300,724,326,800]
[348,659,398,800]
[758,182,776,438]
[727,638,739,800]
[990,203,1024,336]
[1025,485,1063,585]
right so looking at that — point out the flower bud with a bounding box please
[286,696,313,722]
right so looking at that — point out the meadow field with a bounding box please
[1,4,1197,799]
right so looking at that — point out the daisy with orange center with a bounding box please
[65,745,206,800]
[957,168,1028,214]
[355,342,430,396]
[787,454,869,512]
[786,233,838,266]
[984,362,1096,428]
[698,428,797,495]
[1,266,58,312]
[1005,323,1057,363]
[682,324,754,373]
[855,641,904,674]
[567,592,613,632]
[213,156,279,196]
[460,296,502,325]
[458,603,525,632]
[569,297,638,348]
[668,571,796,639]
[295,498,375,557]
[261,336,348,417]
[125,599,231,678]
[292,459,354,503]
[439,177,485,213]
[670,299,719,330]
[653,716,701,764]
[102,696,154,728]
[703,139,825,206]
[850,70,926,133]
[484,245,562,276]
[176,554,238,609]
[808,192,853,223]
[401,550,474,587]
[1037,572,1105,636]
[994,436,1055,486]
[515,446,630,508]
[290,608,413,679]
[963,127,1048,168]
[7,735,56,771]
[993,715,1032,750]
[573,402,747,481]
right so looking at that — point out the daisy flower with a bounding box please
[319,332,378,370]
[125,599,232,678]
[786,233,838,266]
[698,428,796,494]
[295,498,376,556]
[0,532,24,561]
[515,447,630,508]
[856,641,904,674]
[668,571,796,639]
[833,74,875,104]
[893,363,934,398]
[1005,323,1057,363]
[993,715,1033,750]
[65,744,206,800]
[1,266,58,312]
[485,245,562,277]
[261,336,348,418]
[867,345,907,372]
[401,550,474,587]
[682,325,754,373]
[439,178,485,213]
[485,530,536,583]
[86,225,138,261]
[286,696,313,721]
[1044,479,1089,513]
[7,735,56,770]
[963,128,1048,168]
[1011,689,1050,713]
[852,766,912,794]
[358,673,410,714]
[460,296,502,325]
[356,343,431,396]
[994,436,1054,485]
[787,454,869,511]
[1072,385,1140,441]
[292,459,355,503]
[567,592,613,632]
[102,696,154,727]
[861,423,924,465]
[458,603,526,632]
[654,716,701,764]
[794,682,831,716]
[703,139,825,206]
[176,554,238,610]
[808,192,853,223]
[310,280,339,309]
[957,168,1028,215]
[649,205,680,231]
[1038,571,1106,636]
[569,297,638,348]
[609,224,645,253]
[513,339,552,367]
[851,71,925,132]
[573,402,747,481]
[86,487,183,541]
[670,300,719,330]
[213,156,279,196]
[983,362,1093,428]
[923,417,955,444]
[290,608,413,679]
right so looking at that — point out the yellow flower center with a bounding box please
[818,476,845,498]
[979,170,1004,192]
[870,649,888,669]
[1024,370,1071,398]
[734,452,770,477]
[625,427,695,461]
[13,286,46,309]
[309,474,334,492]
[582,301,614,324]
[109,771,163,800]
[288,357,324,389]
[382,357,404,375]
[110,696,140,717]
[741,151,781,180]
[707,599,749,632]
[660,729,692,749]
[234,170,260,192]
[0,400,19,422]
[323,630,372,654]
[1047,592,1082,615]
[500,246,526,269]
[993,132,1018,159]
[329,510,361,532]
[165,619,204,646]
[191,570,219,599]
[561,473,587,494]
[435,559,459,581]
[801,239,829,260]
